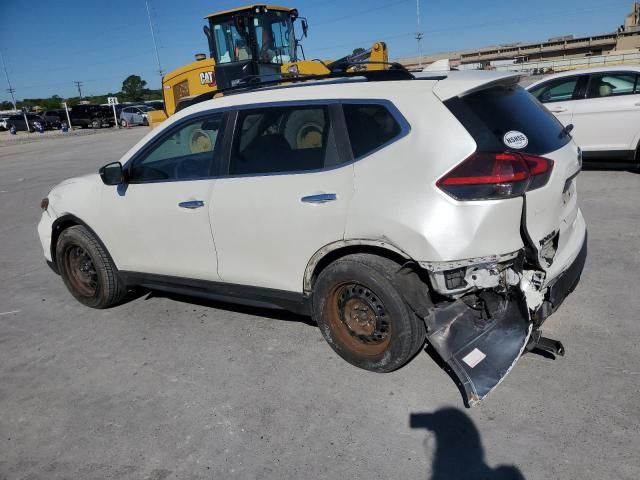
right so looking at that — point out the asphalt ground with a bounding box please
[1,128,639,480]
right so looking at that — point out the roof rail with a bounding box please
[176,67,416,112]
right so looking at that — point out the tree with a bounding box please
[121,75,147,101]
[0,100,14,110]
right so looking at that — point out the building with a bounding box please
[399,2,640,72]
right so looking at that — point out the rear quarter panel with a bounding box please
[345,89,525,263]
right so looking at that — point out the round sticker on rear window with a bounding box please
[503,130,528,149]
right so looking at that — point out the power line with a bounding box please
[313,0,412,26]
[310,0,633,57]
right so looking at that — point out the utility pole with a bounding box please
[74,80,83,99]
[0,50,17,111]
[415,0,424,68]
[145,0,164,80]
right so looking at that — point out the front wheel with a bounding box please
[312,254,426,373]
[56,225,126,309]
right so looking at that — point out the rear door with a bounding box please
[571,71,640,152]
[209,103,354,293]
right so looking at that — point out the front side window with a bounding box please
[129,114,224,183]
[530,77,579,103]
[229,105,336,175]
[343,104,402,159]
[587,73,638,98]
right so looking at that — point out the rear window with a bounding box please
[445,84,570,155]
[343,104,402,159]
[229,105,338,175]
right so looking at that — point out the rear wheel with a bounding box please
[312,254,426,372]
[56,225,126,309]
[120,118,127,127]
[142,117,149,126]
[91,118,102,129]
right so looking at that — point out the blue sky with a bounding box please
[0,0,635,101]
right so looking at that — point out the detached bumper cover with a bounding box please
[427,291,531,407]
[425,233,587,407]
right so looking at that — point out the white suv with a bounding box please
[527,65,640,167]
[38,70,586,406]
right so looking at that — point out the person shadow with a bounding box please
[410,408,526,480]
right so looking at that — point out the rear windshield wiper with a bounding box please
[559,123,574,139]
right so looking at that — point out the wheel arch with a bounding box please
[51,214,118,270]
[304,239,412,293]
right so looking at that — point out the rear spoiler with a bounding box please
[429,71,521,101]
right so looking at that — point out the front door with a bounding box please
[210,104,354,293]
[530,75,586,127]
[99,112,226,281]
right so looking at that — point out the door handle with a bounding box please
[178,200,205,209]
[301,193,337,204]
[549,107,567,113]
[635,102,640,106]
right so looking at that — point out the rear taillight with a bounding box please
[437,152,554,200]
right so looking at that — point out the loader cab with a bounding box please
[204,5,301,89]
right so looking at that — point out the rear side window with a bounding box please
[586,73,638,98]
[229,105,338,175]
[445,84,570,155]
[529,77,579,103]
[343,104,402,159]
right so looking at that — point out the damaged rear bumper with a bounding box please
[422,233,587,407]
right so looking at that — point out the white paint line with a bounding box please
[0,310,21,316]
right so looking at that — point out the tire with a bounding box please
[91,118,101,129]
[312,254,426,373]
[55,225,126,309]
[120,118,127,128]
[142,117,149,126]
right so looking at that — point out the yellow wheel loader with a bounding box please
[148,4,389,127]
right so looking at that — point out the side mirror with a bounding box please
[99,162,124,186]
[302,19,308,38]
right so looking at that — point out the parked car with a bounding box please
[6,113,50,132]
[144,100,164,111]
[37,70,586,406]
[0,115,10,131]
[68,105,115,129]
[40,109,66,129]
[527,65,640,167]
[119,105,155,126]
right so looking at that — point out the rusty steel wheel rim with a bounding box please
[327,283,392,356]
[64,245,98,297]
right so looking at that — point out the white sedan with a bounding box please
[527,65,640,167]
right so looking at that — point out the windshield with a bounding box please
[254,11,294,64]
